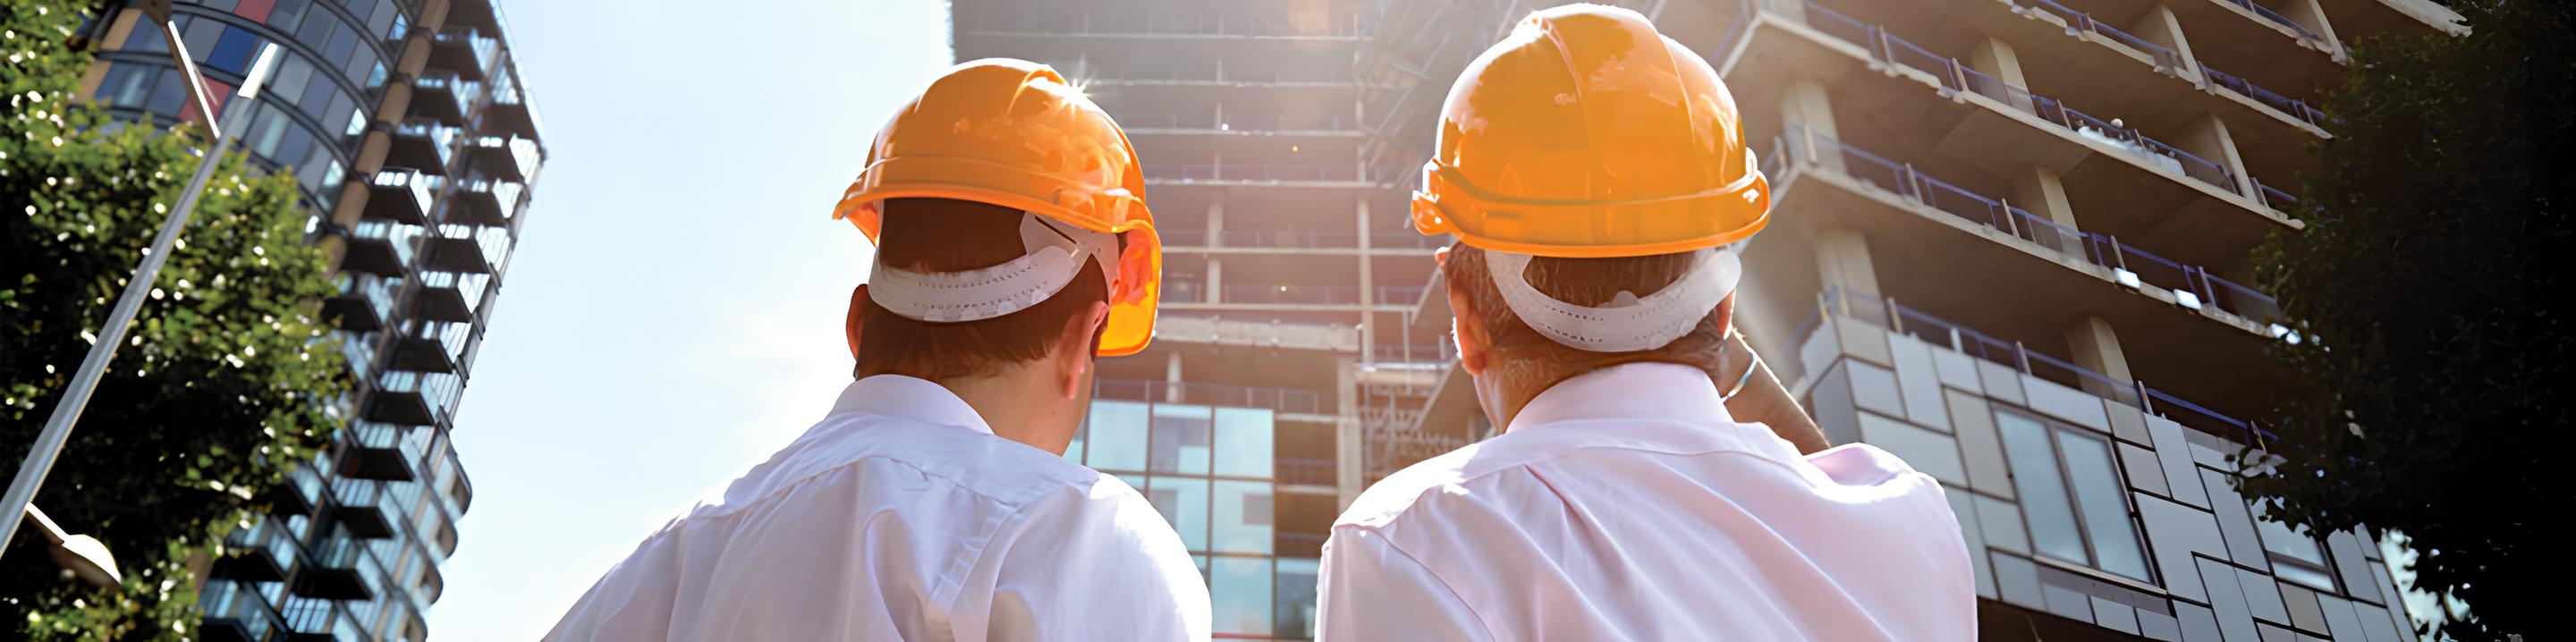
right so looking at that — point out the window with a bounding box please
[1084,401,1148,471]
[96,63,153,107]
[2254,500,2338,591]
[1149,404,1212,474]
[1213,407,1273,477]
[1275,558,1321,639]
[1211,480,1271,553]
[145,68,190,116]
[269,56,315,107]
[207,26,258,74]
[1151,477,1209,551]
[268,0,311,33]
[1211,557,1273,637]
[1996,410,2155,582]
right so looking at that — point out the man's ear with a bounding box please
[1057,300,1112,400]
[847,284,869,363]
[1448,285,1492,376]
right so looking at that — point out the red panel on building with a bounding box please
[180,79,235,123]
[235,0,275,22]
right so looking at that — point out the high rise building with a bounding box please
[77,0,543,638]
[1368,0,2461,640]
[945,1,1449,638]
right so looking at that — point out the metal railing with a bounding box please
[1777,125,2284,324]
[1792,2,2247,198]
[963,10,1372,38]
[1095,379,1328,415]
[2252,178,2303,215]
[1142,163,1362,183]
[2202,66,2328,127]
[1120,113,1357,132]
[1797,287,2278,444]
[432,27,499,76]
[1218,284,1368,305]
[2213,0,2332,48]
[2024,0,2185,71]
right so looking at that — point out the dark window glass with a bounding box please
[368,1,397,40]
[1275,558,1321,640]
[298,73,335,114]
[122,20,170,52]
[145,67,190,116]
[275,124,317,169]
[182,16,224,62]
[295,8,335,49]
[268,0,310,32]
[201,0,241,13]
[1997,411,2087,563]
[325,21,358,67]
[1149,404,1213,474]
[326,93,358,139]
[344,47,377,86]
[207,26,258,74]
[344,0,376,23]
[248,103,288,157]
[2060,430,2151,581]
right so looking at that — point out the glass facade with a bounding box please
[1066,398,1316,640]
[81,0,541,640]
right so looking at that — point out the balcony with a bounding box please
[200,578,285,642]
[1784,288,2276,447]
[1120,113,1363,135]
[479,67,541,141]
[343,422,423,483]
[1149,315,1360,352]
[1159,229,1444,253]
[445,178,523,226]
[467,134,540,181]
[263,465,324,518]
[361,169,435,224]
[1770,125,2285,334]
[387,319,470,375]
[387,118,462,175]
[428,27,499,80]
[1141,162,1366,186]
[1095,379,1328,416]
[328,480,396,539]
[292,537,384,602]
[962,8,1372,38]
[408,71,479,126]
[321,272,400,333]
[366,370,461,427]
[424,222,509,275]
[213,519,297,583]
[414,270,491,323]
[339,220,420,277]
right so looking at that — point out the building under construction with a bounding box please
[1367,0,2459,640]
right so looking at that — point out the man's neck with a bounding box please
[928,369,1073,454]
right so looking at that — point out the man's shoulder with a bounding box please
[1329,431,1573,532]
[707,413,1105,521]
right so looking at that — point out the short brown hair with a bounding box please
[854,199,1110,380]
[1440,243,1728,384]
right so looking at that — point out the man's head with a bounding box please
[1408,5,1772,428]
[845,199,1116,452]
[1441,244,1739,427]
[831,58,1163,453]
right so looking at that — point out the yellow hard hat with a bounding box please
[1412,4,1771,258]
[835,58,1163,357]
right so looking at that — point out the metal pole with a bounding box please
[1,42,281,557]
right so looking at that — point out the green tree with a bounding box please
[2248,1,2568,639]
[2,1,349,638]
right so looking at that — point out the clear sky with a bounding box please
[425,1,953,638]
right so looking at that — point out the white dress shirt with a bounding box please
[546,375,1210,641]
[1317,363,1975,641]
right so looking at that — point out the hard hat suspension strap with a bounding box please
[867,214,1121,323]
[1485,247,1741,353]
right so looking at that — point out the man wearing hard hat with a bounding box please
[546,60,1208,641]
[1315,6,1976,640]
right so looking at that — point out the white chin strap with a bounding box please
[1487,247,1741,353]
[868,213,1120,323]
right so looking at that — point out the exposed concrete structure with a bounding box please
[1365,0,2457,638]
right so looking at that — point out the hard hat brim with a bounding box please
[1412,153,1773,258]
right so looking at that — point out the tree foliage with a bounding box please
[2,1,349,638]
[2248,1,2569,639]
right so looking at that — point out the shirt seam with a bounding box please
[1348,441,1842,528]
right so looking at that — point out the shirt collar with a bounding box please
[1507,361,1739,434]
[832,375,997,436]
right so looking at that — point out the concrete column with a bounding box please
[1165,351,1185,403]
[1779,79,1843,173]
[2064,317,2136,397]
[2012,166,2081,229]
[2130,4,2201,77]
[1357,199,1377,363]
[1815,230,1884,300]
[1207,198,1224,303]
[1968,37,2038,113]
[2179,114,2257,197]
[1334,357,1363,509]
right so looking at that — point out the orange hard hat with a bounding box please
[1411,4,1771,258]
[835,58,1163,357]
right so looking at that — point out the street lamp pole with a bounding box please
[0,9,284,556]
